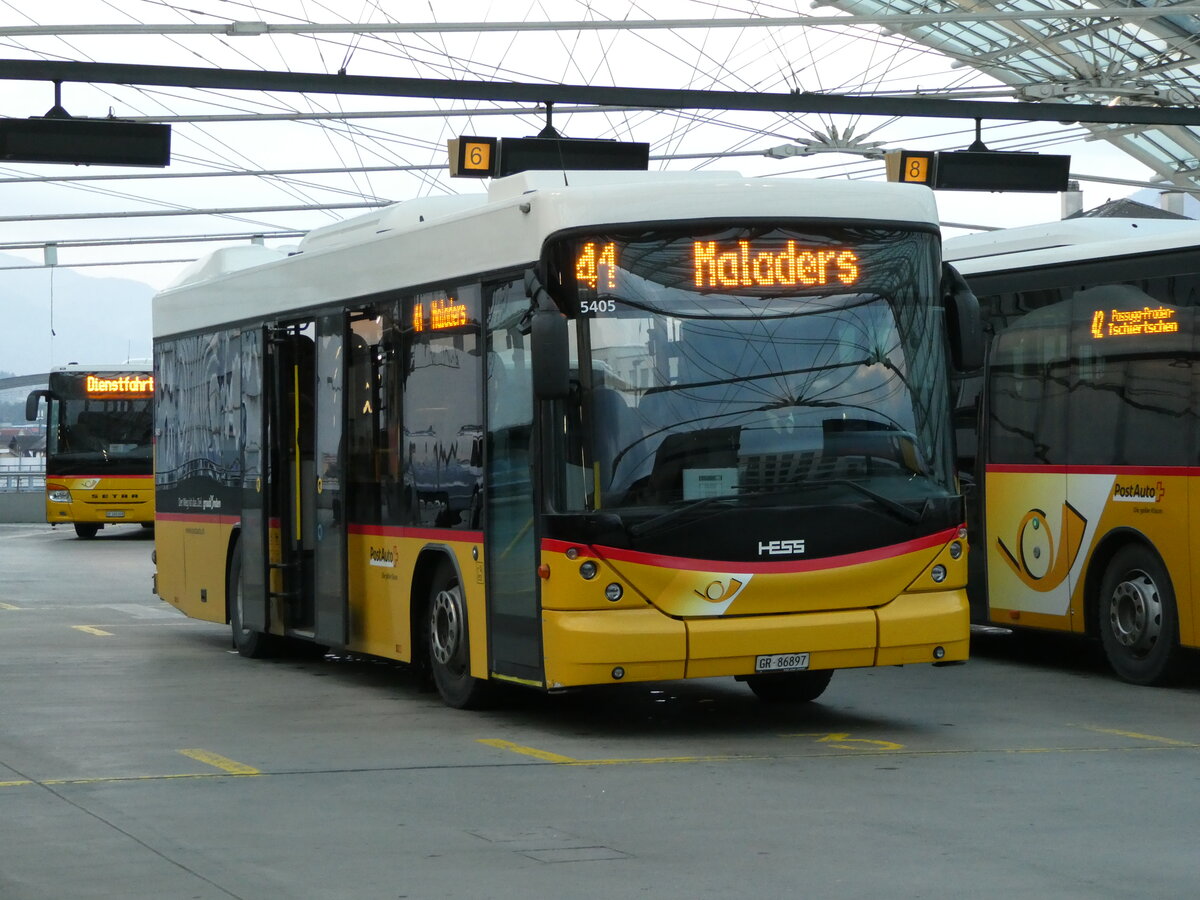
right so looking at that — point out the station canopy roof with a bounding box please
[824,0,1200,193]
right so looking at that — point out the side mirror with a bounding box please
[525,268,571,400]
[25,389,49,422]
[942,263,985,372]
[532,308,570,400]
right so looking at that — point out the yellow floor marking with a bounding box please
[482,727,1200,767]
[1,771,258,789]
[784,732,907,752]
[567,754,750,766]
[0,602,20,610]
[1079,726,1198,747]
[478,739,759,766]
[178,749,261,776]
[477,739,577,764]
[72,625,113,636]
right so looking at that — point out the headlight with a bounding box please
[49,490,71,503]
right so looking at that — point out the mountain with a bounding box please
[0,253,154,376]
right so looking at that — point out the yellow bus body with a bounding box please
[156,516,968,689]
[45,474,155,527]
[985,466,1197,649]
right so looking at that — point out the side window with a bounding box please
[346,310,385,525]
[1068,284,1195,467]
[987,295,1070,465]
[403,285,482,529]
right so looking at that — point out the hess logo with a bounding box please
[758,538,806,556]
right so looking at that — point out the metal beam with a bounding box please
[4,59,1200,127]
[0,231,304,250]
[5,9,1200,37]
[0,201,388,224]
[0,374,48,391]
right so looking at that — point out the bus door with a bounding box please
[311,313,348,647]
[483,279,544,683]
[264,321,319,636]
[984,301,1074,626]
[239,328,270,635]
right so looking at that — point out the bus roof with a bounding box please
[944,216,1200,276]
[154,171,940,339]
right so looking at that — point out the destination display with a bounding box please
[84,373,155,399]
[574,238,864,294]
[1090,305,1180,340]
[411,294,470,332]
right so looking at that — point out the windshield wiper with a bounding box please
[784,478,926,524]
[628,495,736,538]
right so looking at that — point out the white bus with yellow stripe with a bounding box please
[946,216,1200,684]
[153,167,978,708]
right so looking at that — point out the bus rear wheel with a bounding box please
[426,560,491,709]
[744,669,833,703]
[74,523,100,539]
[228,542,276,658]
[1097,545,1181,686]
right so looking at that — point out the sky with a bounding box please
[0,1,1171,373]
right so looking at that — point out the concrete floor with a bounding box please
[3,522,1200,899]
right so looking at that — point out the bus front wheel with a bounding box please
[744,669,833,703]
[1097,545,1181,686]
[426,561,491,709]
[74,523,100,539]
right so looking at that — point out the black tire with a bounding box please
[427,559,492,709]
[745,669,834,703]
[228,542,276,658]
[1097,544,1181,686]
[74,523,100,539]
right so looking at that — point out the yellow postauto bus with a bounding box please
[152,166,980,708]
[946,216,1200,684]
[26,363,155,538]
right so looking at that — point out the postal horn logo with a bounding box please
[996,503,1086,593]
[694,578,746,604]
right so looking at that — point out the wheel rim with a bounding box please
[430,584,465,673]
[1107,568,1162,655]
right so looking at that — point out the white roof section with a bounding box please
[52,361,154,373]
[154,171,940,338]
[945,216,1200,275]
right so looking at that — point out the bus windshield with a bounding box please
[46,371,154,476]
[552,226,953,518]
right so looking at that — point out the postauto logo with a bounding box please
[1112,480,1165,503]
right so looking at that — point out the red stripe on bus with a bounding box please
[349,524,484,543]
[542,526,961,574]
[986,463,1197,476]
[52,474,154,480]
[155,512,241,526]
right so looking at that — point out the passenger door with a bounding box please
[484,279,543,682]
[312,313,348,647]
